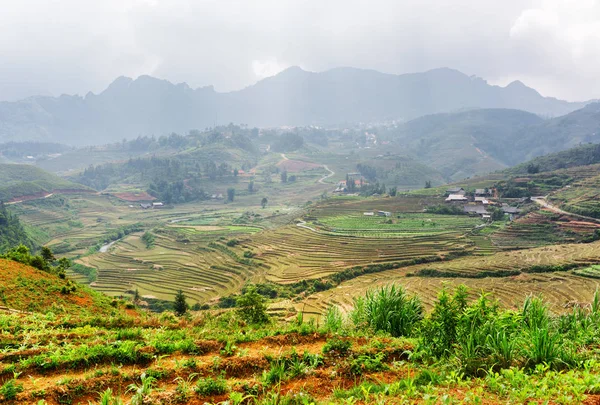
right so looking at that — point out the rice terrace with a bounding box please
[4,30,600,403]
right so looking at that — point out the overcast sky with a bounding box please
[1,0,599,102]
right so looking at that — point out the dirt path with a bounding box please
[318,165,335,184]
[281,153,289,161]
[532,196,600,224]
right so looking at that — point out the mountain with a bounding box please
[0,67,589,145]
[383,103,600,180]
[385,108,544,180]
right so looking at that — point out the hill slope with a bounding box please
[0,258,115,315]
[0,163,91,202]
[0,67,588,145]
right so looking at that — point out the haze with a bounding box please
[1,0,599,102]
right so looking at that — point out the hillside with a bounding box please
[0,258,115,315]
[0,67,588,145]
[509,143,600,174]
[382,105,600,180]
[0,163,91,202]
[385,108,543,179]
[0,203,34,253]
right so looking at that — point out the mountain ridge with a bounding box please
[0,66,592,145]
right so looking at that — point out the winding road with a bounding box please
[532,196,600,223]
[318,165,335,184]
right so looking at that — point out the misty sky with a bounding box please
[1,0,599,102]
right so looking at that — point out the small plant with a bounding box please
[323,337,352,356]
[195,376,229,396]
[262,361,287,386]
[174,374,198,403]
[96,388,124,405]
[0,379,23,401]
[127,373,156,405]
[220,339,238,357]
[324,305,344,333]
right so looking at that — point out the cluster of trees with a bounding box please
[2,245,72,281]
[115,125,259,153]
[0,203,34,253]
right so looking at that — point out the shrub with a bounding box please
[236,287,269,324]
[195,376,229,396]
[323,338,352,356]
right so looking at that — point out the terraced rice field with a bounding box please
[240,224,474,283]
[318,213,481,237]
[296,240,600,316]
[78,231,258,304]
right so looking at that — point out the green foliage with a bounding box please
[173,289,189,317]
[141,231,155,249]
[236,287,269,324]
[195,376,229,396]
[0,379,23,401]
[323,338,352,356]
[0,202,35,253]
[419,286,468,358]
[352,285,423,337]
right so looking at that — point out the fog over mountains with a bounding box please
[0,67,591,145]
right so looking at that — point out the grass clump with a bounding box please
[195,376,229,396]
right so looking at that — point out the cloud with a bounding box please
[252,59,291,80]
[0,0,598,101]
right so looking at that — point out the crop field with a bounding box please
[552,173,600,219]
[295,240,600,316]
[317,213,482,237]
[239,224,474,284]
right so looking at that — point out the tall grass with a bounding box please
[352,284,423,337]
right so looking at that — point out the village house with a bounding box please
[377,211,391,217]
[474,188,491,197]
[152,202,164,208]
[445,194,468,203]
[463,205,489,217]
[474,197,490,205]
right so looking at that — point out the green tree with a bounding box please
[236,287,269,324]
[248,181,255,193]
[261,197,268,209]
[280,170,288,183]
[41,246,56,263]
[425,180,432,189]
[233,168,239,177]
[174,289,189,316]
[227,188,235,202]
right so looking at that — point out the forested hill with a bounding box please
[508,143,600,175]
[0,203,34,253]
[0,67,589,145]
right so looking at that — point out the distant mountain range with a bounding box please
[0,67,591,145]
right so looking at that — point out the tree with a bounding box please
[280,170,288,183]
[261,197,268,209]
[233,168,239,177]
[248,181,254,193]
[133,288,140,303]
[174,289,189,316]
[227,188,235,202]
[425,180,432,189]
[389,187,397,197]
[236,287,269,324]
[41,246,56,263]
